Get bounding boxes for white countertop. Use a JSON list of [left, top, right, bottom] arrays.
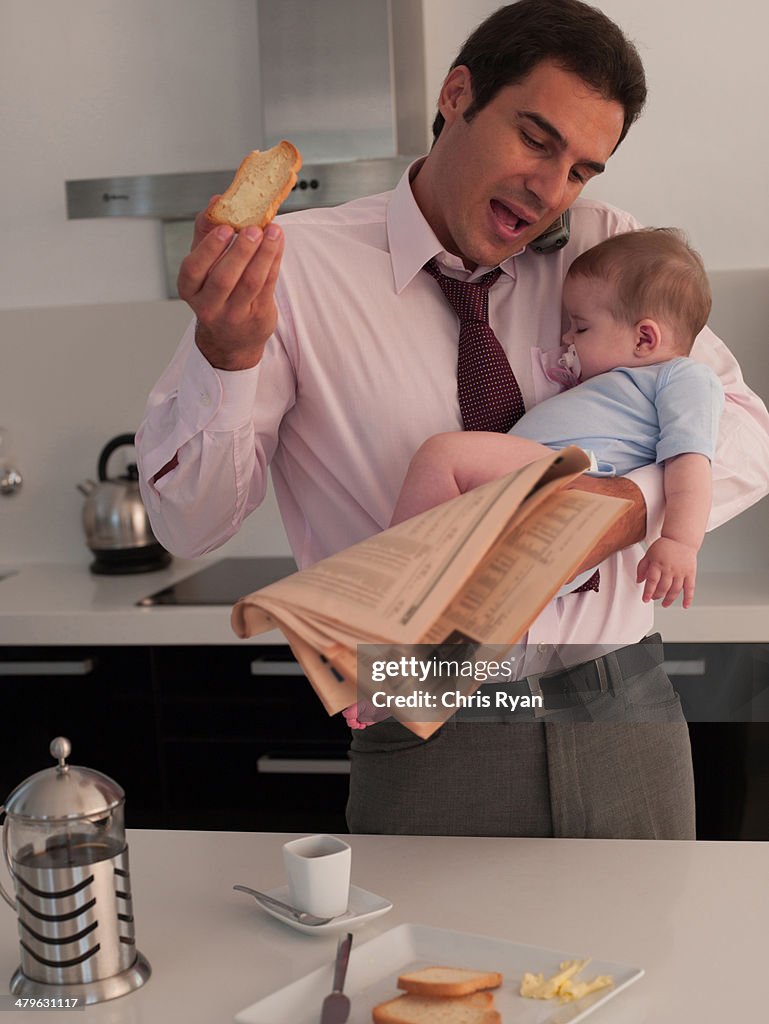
[[0, 560, 285, 645], [652, 570, 769, 641], [0, 829, 766, 1023], [1, 561, 767, 645]]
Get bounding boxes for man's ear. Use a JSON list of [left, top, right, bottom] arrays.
[[438, 65, 473, 126], [634, 319, 662, 358]]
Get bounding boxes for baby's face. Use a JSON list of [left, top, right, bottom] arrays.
[[561, 275, 637, 380]]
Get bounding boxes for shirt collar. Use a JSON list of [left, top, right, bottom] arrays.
[[386, 157, 523, 294]]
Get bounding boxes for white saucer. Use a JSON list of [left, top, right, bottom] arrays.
[[246, 883, 393, 935]]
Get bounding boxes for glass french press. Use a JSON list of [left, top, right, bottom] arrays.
[[0, 737, 150, 1003]]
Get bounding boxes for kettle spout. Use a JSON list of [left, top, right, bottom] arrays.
[[77, 479, 97, 496]]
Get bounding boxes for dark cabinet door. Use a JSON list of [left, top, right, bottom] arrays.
[[12, 640, 764, 839], [0, 647, 162, 824], [664, 642, 769, 839], [150, 646, 351, 832], [2, 644, 352, 834]]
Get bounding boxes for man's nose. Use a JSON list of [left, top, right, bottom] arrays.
[[526, 161, 569, 212]]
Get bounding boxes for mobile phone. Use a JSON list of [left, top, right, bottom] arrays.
[[530, 209, 570, 254]]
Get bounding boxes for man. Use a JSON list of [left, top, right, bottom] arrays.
[[136, 0, 769, 839]]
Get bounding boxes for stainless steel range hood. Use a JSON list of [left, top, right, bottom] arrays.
[[65, 156, 415, 223], [64, 0, 426, 298]]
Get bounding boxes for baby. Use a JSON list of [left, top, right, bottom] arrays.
[[393, 226, 722, 604], [344, 228, 723, 729]]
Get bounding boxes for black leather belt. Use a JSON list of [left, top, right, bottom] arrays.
[[533, 633, 664, 700], [454, 634, 665, 721]]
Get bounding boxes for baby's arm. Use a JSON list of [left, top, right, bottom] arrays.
[[636, 453, 712, 608], [390, 432, 551, 525]]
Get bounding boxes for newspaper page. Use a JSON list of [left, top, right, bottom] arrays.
[[231, 447, 632, 736], [232, 447, 590, 644], [352, 487, 630, 737]]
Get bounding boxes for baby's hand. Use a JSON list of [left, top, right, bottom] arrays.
[[636, 537, 698, 609], [342, 700, 390, 730]]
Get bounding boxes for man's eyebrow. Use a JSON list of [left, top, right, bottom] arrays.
[[519, 111, 606, 175]]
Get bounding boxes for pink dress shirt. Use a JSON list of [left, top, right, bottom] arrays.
[[136, 164, 769, 669]]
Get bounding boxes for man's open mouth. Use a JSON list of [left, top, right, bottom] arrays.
[[489, 198, 534, 241]]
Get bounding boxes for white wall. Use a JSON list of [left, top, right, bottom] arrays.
[[2, 1, 767, 570], [1, 1, 767, 313], [421, 0, 769, 272], [0, 301, 291, 566], [2, 272, 765, 568], [0, 0, 262, 310]]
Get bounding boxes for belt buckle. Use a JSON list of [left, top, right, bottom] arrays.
[[526, 673, 548, 718]]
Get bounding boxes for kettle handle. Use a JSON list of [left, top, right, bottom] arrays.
[[97, 434, 137, 482], [0, 807, 16, 911]]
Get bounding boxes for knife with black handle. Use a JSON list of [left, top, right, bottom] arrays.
[[320, 932, 353, 1024]]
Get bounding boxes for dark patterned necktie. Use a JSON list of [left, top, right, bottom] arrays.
[[424, 258, 525, 432], [423, 257, 599, 594]]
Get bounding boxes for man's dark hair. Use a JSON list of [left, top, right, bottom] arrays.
[[432, 0, 647, 150]]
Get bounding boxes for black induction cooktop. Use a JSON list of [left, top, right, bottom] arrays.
[[136, 557, 297, 606]]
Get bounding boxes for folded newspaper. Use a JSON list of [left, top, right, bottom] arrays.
[[232, 447, 631, 738]]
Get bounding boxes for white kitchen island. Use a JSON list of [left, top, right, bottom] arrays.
[[0, 829, 766, 1023]]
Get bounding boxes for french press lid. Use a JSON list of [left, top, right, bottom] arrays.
[[4, 738, 124, 821]]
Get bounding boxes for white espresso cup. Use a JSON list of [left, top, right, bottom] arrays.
[[282, 834, 351, 918]]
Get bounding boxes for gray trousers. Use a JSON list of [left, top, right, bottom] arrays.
[[346, 636, 695, 839]]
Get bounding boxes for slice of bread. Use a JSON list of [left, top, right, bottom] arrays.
[[372, 992, 500, 1024], [397, 967, 503, 998], [206, 140, 302, 230]]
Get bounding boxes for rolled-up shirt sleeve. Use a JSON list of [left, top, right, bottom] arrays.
[[625, 323, 769, 546], [136, 316, 296, 558]]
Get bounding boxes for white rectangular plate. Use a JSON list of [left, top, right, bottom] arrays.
[[234, 922, 644, 1023]]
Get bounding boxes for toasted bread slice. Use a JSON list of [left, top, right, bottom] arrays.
[[397, 967, 503, 998], [206, 140, 302, 230], [372, 991, 499, 1024]]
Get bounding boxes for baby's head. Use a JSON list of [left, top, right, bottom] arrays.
[[562, 228, 712, 379]]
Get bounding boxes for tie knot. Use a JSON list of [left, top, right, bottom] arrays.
[[424, 259, 502, 324]]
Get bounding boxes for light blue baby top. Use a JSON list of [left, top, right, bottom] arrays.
[[511, 357, 724, 476]]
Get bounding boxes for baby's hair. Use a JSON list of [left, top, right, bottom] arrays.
[[565, 228, 712, 352]]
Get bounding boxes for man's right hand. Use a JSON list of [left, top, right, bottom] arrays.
[[177, 199, 285, 371]]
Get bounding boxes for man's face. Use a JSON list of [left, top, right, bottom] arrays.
[[417, 61, 625, 268], [561, 275, 636, 379]]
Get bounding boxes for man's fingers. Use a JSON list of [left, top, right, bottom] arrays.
[[178, 222, 235, 300], [183, 226, 266, 319], [228, 226, 284, 319], [191, 198, 222, 250], [197, 227, 277, 323]]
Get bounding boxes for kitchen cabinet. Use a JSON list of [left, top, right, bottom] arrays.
[[1, 646, 162, 822], [150, 646, 351, 832], [665, 643, 769, 840], [1, 645, 350, 834], [4, 642, 768, 839]]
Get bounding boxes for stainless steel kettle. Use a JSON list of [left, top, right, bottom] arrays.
[[77, 434, 171, 575]]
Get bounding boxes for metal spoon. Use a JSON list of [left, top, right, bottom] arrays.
[[233, 884, 337, 926]]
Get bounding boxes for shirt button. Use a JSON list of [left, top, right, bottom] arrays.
[[199, 392, 211, 406], [537, 642, 548, 655]]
